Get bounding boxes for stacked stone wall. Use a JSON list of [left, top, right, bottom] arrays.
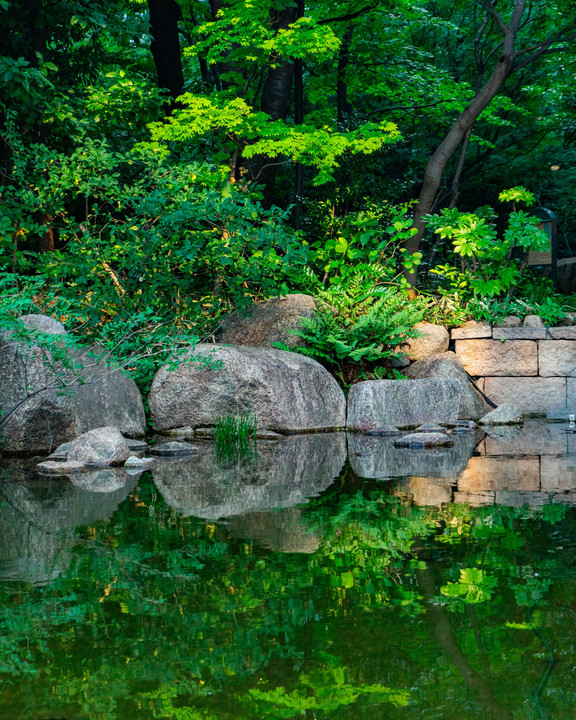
[[452, 324, 576, 413]]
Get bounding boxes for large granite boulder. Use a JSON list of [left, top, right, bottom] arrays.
[[404, 351, 491, 419], [148, 344, 346, 432], [0, 315, 146, 454], [404, 322, 449, 362], [215, 294, 317, 349], [347, 378, 461, 430]]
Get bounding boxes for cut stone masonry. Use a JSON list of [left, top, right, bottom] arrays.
[[452, 321, 576, 413]]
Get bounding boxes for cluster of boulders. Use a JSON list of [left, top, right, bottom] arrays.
[[2, 299, 545, 461]]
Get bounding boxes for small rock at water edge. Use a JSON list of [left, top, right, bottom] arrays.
[[479, 405, 523, 426], [414, 423, 448, 434], [124, 455, 155, 467], [150, 441, 199, 457], [364, 426, 401, 437], [394, 432, 455, 449], [67, 426, 131, 466]]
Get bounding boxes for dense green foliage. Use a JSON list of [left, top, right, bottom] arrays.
[[1, 0, 576, 386]]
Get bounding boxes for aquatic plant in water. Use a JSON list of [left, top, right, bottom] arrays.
[[215, 409, 257, 458]]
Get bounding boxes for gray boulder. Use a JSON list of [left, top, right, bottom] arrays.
[[0, 315, 146, 454], [215, 294, 317, 349], [67, 426, 131, 466], [404, 351, 491, 419], [347, 378, 461, 430], [479, 404, 523, 426], [148, 344, 346, 433], [19, 314, 67, 335]]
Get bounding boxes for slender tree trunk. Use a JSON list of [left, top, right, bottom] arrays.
[[402, 0, 528, 285], [147, 0, 185, 100]]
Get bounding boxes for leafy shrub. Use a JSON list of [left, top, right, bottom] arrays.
[[425, 187, 549, 302], [275, 266, 425, 389]]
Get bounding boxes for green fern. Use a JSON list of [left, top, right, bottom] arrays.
[[273, 272, 424, 389]]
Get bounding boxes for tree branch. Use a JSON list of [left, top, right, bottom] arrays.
[[317, 4, 378, 25], [474, 0, 508, 36]]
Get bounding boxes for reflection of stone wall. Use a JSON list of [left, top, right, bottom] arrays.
[[153, 434, 346, 520], [228, 508, 320, 554], [453, 325, 576, 413], [0, 461, 137, 584]]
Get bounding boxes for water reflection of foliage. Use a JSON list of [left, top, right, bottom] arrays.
[[0, 477, 575, 719]]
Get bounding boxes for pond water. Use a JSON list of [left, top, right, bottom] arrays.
[[1, 420, 576, 720]]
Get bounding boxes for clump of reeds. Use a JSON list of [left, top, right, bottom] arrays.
[[215, 409, 257, 458]]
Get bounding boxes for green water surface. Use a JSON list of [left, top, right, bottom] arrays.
[[1, 457, 575, 720]]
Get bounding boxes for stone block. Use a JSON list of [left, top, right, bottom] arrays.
[[405, 323, 449, 362], [549, 327, 576, 339], [458, 456, 540, 493], [453, 490, 495, 507], [492, 327, 547, 340], [540, 456, 576, 492], [538, 340, 576, 377], [495, 491, 551, 507], [393, 477, 453, 507], [455, 339, 538, 376], [482, 377, 566, 413], [568, 379, 576, 412], [451, 321, 492, 340]]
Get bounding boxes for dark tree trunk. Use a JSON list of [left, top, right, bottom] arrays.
[[337, 28, 354, 125], [147, 0, 185, 99], [246, 5, 297, 207], [293, 0, 305, 226]]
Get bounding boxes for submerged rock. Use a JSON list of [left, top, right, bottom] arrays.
[[364, 426, 401, 437], [348, 432, 477, 480], [414, 423, 449, 434]]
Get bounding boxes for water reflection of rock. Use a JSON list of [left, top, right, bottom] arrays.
[[0, 461, 137, 584], [228, 508, 320, 553], [348, 432, 480, 480], [153, 433, 346, 520]]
